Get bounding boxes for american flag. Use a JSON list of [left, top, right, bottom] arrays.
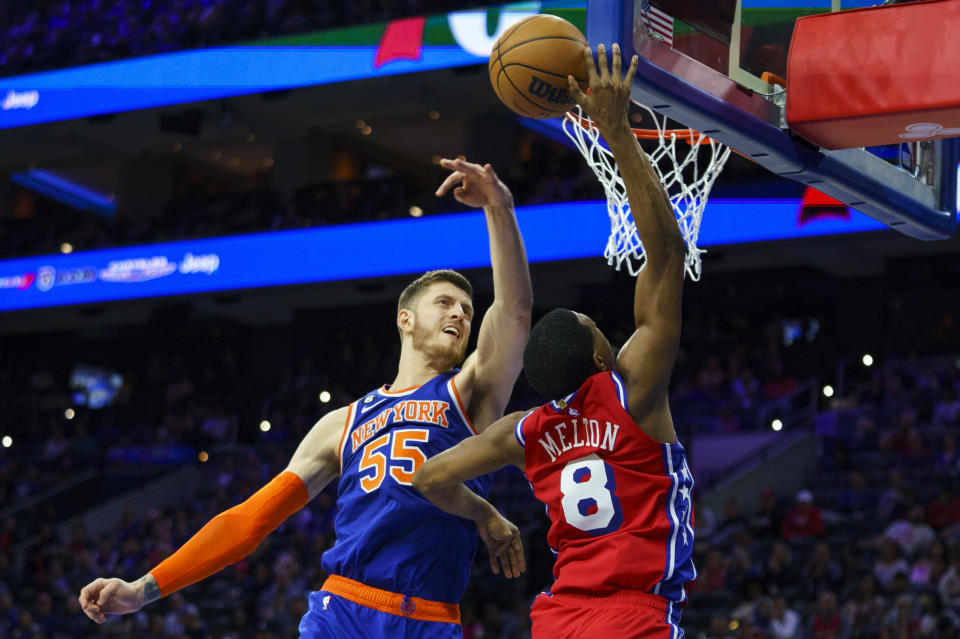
[[640, 0, 674, 47]]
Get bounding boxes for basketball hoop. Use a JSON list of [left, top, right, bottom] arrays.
[[562, 104, 731, 280]]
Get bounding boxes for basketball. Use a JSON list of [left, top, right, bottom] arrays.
[[488, 15, 589, 119]]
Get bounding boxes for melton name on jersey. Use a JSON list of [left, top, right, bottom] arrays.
[[322, 370, 493, 604], [516, 370, 696, 603]]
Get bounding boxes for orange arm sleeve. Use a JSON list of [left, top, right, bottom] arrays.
[[150, 470, 309, 597]]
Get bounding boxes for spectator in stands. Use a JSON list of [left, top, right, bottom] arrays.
[[695, 547, 732, 597], [933, 389, 960, 426], [698, 354, 726, 400], [927, 485, 960, 532], [939, 545, 960, 607], [730, 578, 765, 625], [881, 593, 919, 639], [705, 615, 736, 639], [780, 489, 825, 542], [842, 574, 887, 632], [835, 470, 876, 520], [919, 538, 948, 586], [883, 503, 936, 558], [747, 595, 773, 635], [764, 540, 797, 594], [762, 359, 798, 400], [713, 497, 751, 546], [730, 367, 760, 409], [936, 432, 960, 472], [694, 496, 717, 541], [769, 595, 801, 639], [917, 593, 943, 639], [874, 537, 911, 592], [812, 590, 849, 639], [877, 469, 910, 521], [749, 487, 784, 539], [800, 542, 844, 600]]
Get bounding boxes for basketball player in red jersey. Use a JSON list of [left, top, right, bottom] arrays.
[[414, 43, 694, 639]]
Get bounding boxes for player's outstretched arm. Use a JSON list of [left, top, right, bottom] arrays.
[[413, 411, 527, 578], [79, 406, 347, 624], [568, 44, 683, 437], [436, 158, 532, 431]]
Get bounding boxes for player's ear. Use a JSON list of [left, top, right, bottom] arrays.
[[593, 348, 607, 372], [398, 308, 414, 334]]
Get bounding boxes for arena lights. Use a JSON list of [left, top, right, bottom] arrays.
[[409, 206, 423, 218], [198, 451, 209, 462], [862, 354, 875, 367], [822, 385, 834, 398], [1, 436, 11, 448], [60, 243, 73, 254], [259, 420, 271, 432], [319, 391, 332, 403], [771, 419, 783, 432], [64, 408, 75, 420]]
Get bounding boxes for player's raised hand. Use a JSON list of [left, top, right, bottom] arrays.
[[567, 43, 638, 134], [79, 577, 144, 623], [477, 511, 526, 579], [435, 158, 513, 210]]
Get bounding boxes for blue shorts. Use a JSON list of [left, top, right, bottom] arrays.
[[299, 590, 463, 639]]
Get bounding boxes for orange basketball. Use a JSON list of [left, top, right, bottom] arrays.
[[488, 15, 589, 119]]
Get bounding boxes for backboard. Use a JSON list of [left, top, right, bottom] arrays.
[[586, 0, 958, 240]]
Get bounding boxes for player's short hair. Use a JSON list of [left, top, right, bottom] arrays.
[[523, 308, 595, 400], [398, 270, 473, 314]]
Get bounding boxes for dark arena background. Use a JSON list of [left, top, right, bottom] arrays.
[[3, 1, 960, 638]]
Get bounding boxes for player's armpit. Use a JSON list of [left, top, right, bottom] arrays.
[[615, 326, 680, 443], [285, 405, 350, 497]]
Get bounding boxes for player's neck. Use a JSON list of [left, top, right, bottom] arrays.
[[393, 344, 453, 389]]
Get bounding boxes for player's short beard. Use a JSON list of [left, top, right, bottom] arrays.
[[412, 321, 466, 367]]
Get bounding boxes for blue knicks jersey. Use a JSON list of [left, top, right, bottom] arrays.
[[321, 370, 492, 603]]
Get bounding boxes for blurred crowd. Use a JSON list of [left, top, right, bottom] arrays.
[[5, 264, 951, 638], [691, 356, 960, 639], [0, 0, 497, 78], [1, 135, 597, 260]]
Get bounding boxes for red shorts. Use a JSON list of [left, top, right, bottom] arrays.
[[530, 590, 683, 639]]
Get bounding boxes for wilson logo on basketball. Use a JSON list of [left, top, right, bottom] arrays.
[[527, 76, 571, 106]]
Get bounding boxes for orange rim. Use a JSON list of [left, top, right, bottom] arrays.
[[565, 111, 755, 160], [565, 111, 713, 146]]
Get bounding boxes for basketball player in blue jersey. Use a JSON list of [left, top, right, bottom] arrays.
[[79, 157, 533, 639]]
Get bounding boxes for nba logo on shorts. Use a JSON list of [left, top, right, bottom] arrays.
[[322, 595, 331, 611], [400, 596, 416, 616]]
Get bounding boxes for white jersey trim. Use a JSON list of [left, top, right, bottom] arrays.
[[610, 370, 628, 411], [661, 443, 681, 587], [514, 411, 534, 447]]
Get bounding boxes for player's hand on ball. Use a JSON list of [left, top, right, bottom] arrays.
[[477, 511, 526, 579], [567, 43, 638, 134], [435, 158, 513, 210], [79, 577, 144, 623]]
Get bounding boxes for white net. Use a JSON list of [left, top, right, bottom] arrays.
[[562, 103, 732, 280]]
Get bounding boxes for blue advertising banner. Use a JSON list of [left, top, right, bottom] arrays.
[[0, 46, 483, 130], [0, 199, 885, 313]]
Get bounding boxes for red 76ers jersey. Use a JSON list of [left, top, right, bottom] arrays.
[[516, 371, 695, 602]]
